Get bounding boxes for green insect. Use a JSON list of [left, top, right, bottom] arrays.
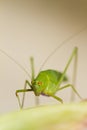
[[0, 27, 86, 109], [15, 47, 82, 109]]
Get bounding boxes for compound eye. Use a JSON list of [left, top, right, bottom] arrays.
[[37, 81, 42, 86]]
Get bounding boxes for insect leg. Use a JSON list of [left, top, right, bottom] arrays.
[[15, 80, 32, 109], [51, 95, 63, 103], [57, 47, 82, 100], [58, 84, 82, 99], [30, 57, 35, 81], [57, 47, 78, 86], [30, 57, 39, 106], [71, 47, 78, 101]]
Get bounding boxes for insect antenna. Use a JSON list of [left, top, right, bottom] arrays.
[[39, 26, 87, 71], [0, 49, 31, 78]]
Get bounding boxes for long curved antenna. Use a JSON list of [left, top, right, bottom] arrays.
[[39, 26, 87, 71], [0, 49, 31, 78]]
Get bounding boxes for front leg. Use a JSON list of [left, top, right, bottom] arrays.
[[15, 80, 33, 109]]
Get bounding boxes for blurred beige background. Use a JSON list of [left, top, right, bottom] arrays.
[[0, 0, 87, 113]]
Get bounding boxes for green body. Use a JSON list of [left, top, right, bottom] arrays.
[[32, 69, 67, 96]]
